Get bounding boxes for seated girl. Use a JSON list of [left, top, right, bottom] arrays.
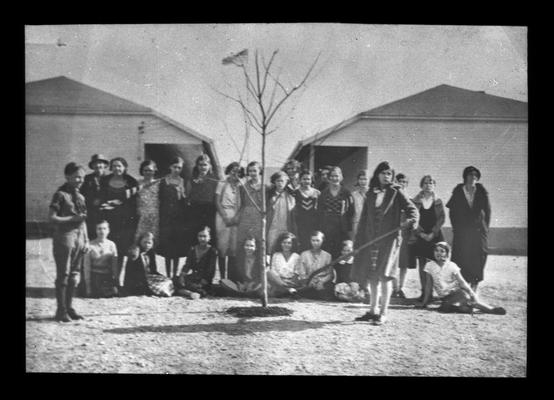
[[421, 242, 506, 315], [334, 240, 354, 284], [83, 220, 119, 298], [174, 227, 218, 299], [121, 231, 159, 296], [296, 231, 335, 300], [267, 232, 301, 297], [219, 236, 263, 298]]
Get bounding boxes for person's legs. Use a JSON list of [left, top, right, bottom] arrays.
[[418, 257, 427, 298], [66, 248, 84, 319], [379, 279, 393, 316], [172, 258, 180, 278], [368, 280, 380, 315], [165, 258, 171, 278], [53, 241, 72, 322], [218, 255, 227, 280]]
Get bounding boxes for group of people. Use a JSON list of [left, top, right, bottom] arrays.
[[49, 153, 506, 325]]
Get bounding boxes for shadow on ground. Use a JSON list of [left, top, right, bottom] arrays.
[[26, 287, 55, 299], [104, 319, 349, 336]]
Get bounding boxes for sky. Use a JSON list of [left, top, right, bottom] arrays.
[[25, 24, 527, 169]]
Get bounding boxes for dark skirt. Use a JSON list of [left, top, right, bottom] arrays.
[[90, 272, 118, 298], [295, 210, 319, 252], [411, 230, 445, 262], [320, 214, 349, 259], [188, 202, 217, 245], [334, 263, 353, 284], [451, 228, 488, 283]]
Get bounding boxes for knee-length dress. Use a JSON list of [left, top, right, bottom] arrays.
[[351, 184, 419, 286], [293, 187, 320, 252], [134, 179, 160, 244], [318, 186, 354, 259], [446, 183, 491, 284], [410, 192, 445, 262], [99, 174, 139, 259], [187, 175, 219, 245], [215, 179, 241, 257], [158, 177, 189, 258], [236, 181, 265, 250]]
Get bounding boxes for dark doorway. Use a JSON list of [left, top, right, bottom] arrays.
[[144, 143, 203, 181]]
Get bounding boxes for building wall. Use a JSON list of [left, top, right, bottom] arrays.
[[26, 113, 204, 222], [313, 118, 527, 228]]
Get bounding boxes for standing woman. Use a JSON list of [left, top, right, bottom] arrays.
[[158, 156, 189, 278], [187, 154, 219, 245], [266, 171, 297, 255], [82, 154, 110, 240], [446, 166, 491, 293], [293, 170, 320, 252], [410, 175, 445, 300], [134, 160, 160, 244], [235, 161, 265, 280], [351, 161, 418, 325], [318, 166, 354, 259], [215, 162, 244, 280], [283, 159, 302, 192], [99, 157, 139, 274], [351, 170, 370, 240]]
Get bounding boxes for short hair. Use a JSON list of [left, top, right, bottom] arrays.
[[419, 174, 436, 188], [357, 170, 369, 180], [342, 240, 353, 248], [137, 231, 155, 245], [64, 162, 85, 176], [277, 231, 297, 248], [434, 241, 451, 257], [169, 156, 185, 166], [283, 159, 302, 172], [396, 173, 408, 182], [246, 161, 263, 176], [95, 220, 109, 227], [225, 162, 245, 177], [139, 160, 157, 176], [463, 166, 481, 181], [110, 157, 128, 170], [309, 230, 325, 241], [197, 226, 211, 235], [328, 166, 343, 180], [271, 170, 289, 184], [299, 169, 314, 184], [243, 236, 257, 248]]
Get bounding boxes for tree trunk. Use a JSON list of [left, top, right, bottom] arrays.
[[260, 127, 269, 307]]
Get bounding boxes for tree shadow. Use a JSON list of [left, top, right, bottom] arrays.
[[104, 319, 349, 336], [26, 287, 55, 299]]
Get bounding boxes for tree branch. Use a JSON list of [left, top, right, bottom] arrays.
[[261, 50, 279, 96]]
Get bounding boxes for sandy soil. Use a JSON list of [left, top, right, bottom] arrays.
[[26, 238, 527, 376]]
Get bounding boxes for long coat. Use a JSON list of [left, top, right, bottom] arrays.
[[351, 183, 418, 286], [446, 183, 491, 283]]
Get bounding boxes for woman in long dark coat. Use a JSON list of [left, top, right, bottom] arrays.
[[351, 161, 418, 326], [446, 166, 491, 293]]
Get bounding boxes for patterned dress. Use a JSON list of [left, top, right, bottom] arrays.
[[293, 187, 320, 252], [215, 179, 241, 257], [135, 179, 160, 244], [158, 177, 189, 258], [236, 181, 265, 250]]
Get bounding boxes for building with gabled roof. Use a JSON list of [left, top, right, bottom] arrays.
[[289, 84, 527, 253], [26, 76, 221, 226]]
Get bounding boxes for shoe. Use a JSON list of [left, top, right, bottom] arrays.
[[67, 308, 84, 320], [355, 311, 378, 322], [397, 289, 406, 299], [55, 310, 71, 323], [373, 314, 387, 326], [490, 307, 506, 315]]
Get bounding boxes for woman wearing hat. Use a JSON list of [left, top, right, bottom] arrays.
[[351, 161, 418, 325], [82, 154, 110, 240], [446, 166, 492, 293]]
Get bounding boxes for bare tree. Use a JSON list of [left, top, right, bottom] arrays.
[[218, 48, 320, 307]]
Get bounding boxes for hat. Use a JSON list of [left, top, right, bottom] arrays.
[[462, 166, 481, 181], [88, 154, 109, 169]]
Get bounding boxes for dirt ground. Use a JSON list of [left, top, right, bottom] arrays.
[[26, 238, 527, 376]]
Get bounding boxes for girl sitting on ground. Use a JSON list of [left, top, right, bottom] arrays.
[[421, 241, 506, 315], [219, 236, 263, 298], [174, 226, 218, 299], [121, 231, 160, 296], [296, 231, 335, 300], [83, 220, 119, 298], [334, 240, 354, 284], [267, 232, 301, 298]]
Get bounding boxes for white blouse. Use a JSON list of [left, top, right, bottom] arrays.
[[270, 252, 300, 280]]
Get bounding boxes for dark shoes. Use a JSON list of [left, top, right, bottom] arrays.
[[55, 309, 71, 323], [395, 290, 406, 299], [67, 308, 84, 320], [355, 311, 378, 322], [489, 307, 507, 315]]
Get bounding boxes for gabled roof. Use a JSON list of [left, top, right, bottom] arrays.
[[26, 76, 152, 114], [289, 84, 528, 160], [361, 84, 528, 120]]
